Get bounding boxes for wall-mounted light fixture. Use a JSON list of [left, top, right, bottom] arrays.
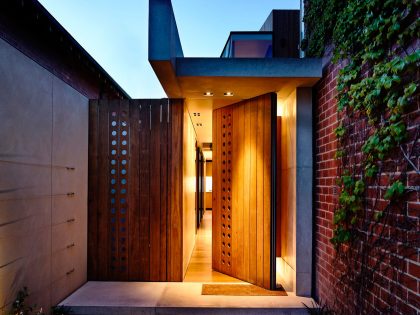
[[224, 92, 234, 97], [204, 92, 213, 96]]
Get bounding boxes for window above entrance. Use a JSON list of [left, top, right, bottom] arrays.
[[221, 32, 273, 58]]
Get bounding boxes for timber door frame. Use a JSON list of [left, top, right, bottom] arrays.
[[270, 92, 277, 290]]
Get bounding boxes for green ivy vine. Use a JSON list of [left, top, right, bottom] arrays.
[[303, 0, 419, 246]]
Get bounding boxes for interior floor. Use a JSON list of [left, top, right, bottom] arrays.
[[184, 211, 243, 282]]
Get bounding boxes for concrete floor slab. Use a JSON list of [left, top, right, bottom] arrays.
[[61, 281, 314, 315], [62, 282, 167, 307]]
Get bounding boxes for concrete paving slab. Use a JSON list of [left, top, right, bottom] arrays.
[[61, 281, 314, 315]]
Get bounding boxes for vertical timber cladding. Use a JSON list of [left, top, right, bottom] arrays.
[[213, 93, 274, 289], [88, 99, 183, 281]]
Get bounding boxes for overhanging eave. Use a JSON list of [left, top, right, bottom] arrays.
[[176, 57, 322, 78]]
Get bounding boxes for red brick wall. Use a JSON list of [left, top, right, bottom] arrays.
[[314, 59, 419, 314]]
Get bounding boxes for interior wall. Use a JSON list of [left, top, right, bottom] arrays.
[[205, 161, 212, 210], [0, 38, 88, 311], [182, 105, 197, 277], [277, 90, 297, 292]]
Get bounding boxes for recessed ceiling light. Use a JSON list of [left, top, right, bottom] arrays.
[[204, 92, 213, 96], [224, 92, 234, 96]]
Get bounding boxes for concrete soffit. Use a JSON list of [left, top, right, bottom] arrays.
[[148, 0, 322, 101]]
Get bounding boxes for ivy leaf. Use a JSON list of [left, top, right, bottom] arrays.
[[335, 124, 346, 138], [384, 180, 405, 200], [342, 175, 353, 189], [354, 180, 365, 195], [405, 51, 420, 64], [333, 209, 346, 225], [374, 211, 384, 221], [365, 164, 378, 178], [390, 57, 405, 73], [334, 149, 345, 159], [389, 121, 407, 143], [404, 83, 417, 97]]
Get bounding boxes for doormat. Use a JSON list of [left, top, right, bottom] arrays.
[[201, 284, 287, 296]]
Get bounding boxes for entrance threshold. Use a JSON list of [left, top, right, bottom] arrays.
[[60, 281, 314, 315]]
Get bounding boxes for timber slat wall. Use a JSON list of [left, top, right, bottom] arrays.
[[272, 10, 300, 58], [212, 93, 274, 289], [88, 99, 183, 281]]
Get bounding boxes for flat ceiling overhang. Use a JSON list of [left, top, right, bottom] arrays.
[[150, 57, 322, 145], [150, 57, 322, 108]]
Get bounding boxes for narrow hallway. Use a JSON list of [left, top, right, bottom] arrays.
[[184, 211, 243, 282]]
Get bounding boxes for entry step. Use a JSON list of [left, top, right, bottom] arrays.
[[61, 282, 313, 315]]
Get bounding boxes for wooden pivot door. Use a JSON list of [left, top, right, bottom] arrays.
[[88, 99, 183, 281], [212, 93, 276, 289]]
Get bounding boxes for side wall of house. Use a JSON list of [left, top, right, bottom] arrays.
[[314, 61, 419, 314], [276, 88, 313, 296], [182, 105, 197, 277], [278, 90, 297, 292], [0, 37, 88, 312]]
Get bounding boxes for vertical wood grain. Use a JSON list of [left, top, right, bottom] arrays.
[[276, 117, 282, 257], [249, 100, 258, 284], [212, 109, 221, 271], [168, 99, 183, 281], [139, 100, 151, 280], [212, 93, 273, 289], [150, 100, 161, 281], [108, 99, 120, 281], [263, 94, 272, 289], [243, 100, 251, 281], [232, 104, 244, 279], [256, 96, 265, 287], [160, 100, 168, 281], [97, 99, 109, 279], [87, 100, 99, 279], [119, 99, 130, 281], [128, 99, 141, 279]]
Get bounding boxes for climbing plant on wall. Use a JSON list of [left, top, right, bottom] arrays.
[[303, 0, 419, 313]]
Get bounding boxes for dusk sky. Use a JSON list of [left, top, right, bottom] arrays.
[[38, 0, 300, 98]]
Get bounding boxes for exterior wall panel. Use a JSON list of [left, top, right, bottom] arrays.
[[0, 37, 88, 312]]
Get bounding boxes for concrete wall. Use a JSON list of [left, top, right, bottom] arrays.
[[277, 90, 297, 292], [295, 87, 313, 296], [276, 88, 312, 296], [182, 105, 196, 277], [0, 38, 88, 313]]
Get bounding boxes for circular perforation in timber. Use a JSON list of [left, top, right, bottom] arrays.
[[108, 107, 130, 274], [119, 122, 128, 273], [220, 109, 232, 270]]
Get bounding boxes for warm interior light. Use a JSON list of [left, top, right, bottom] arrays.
[[277, 101, 283, 116], [204, 92, 213, 96], [277, 95, 283, 116], [224, 91, 234, 96], [205, 176, 212, 192]]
